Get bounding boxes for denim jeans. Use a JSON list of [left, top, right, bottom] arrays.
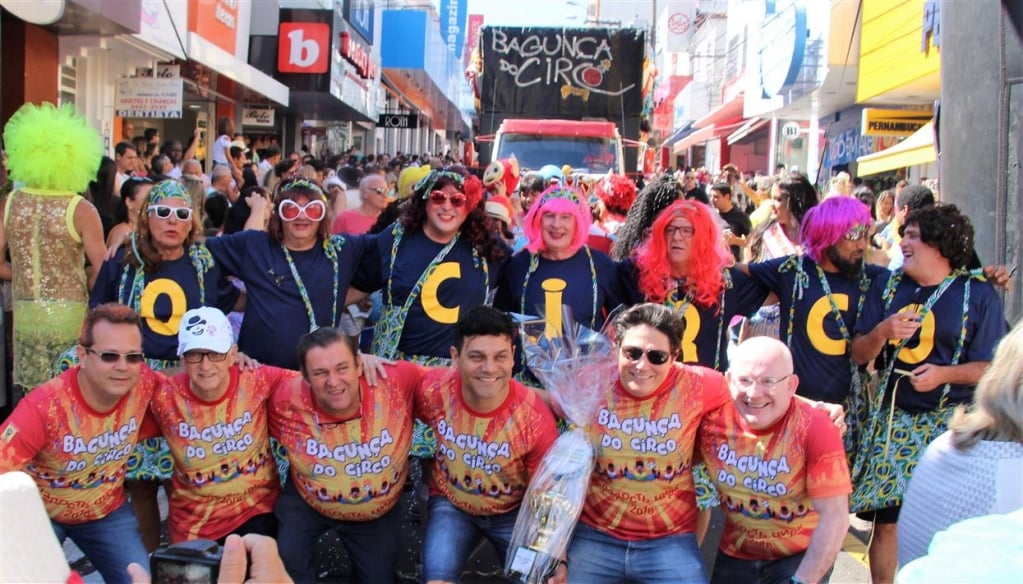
[[422, 495, 520, 583], [566, 522, 707, 584], [275, 481, 403, 584], [51, 502, 150, 584], [710, 550, 832, 584]]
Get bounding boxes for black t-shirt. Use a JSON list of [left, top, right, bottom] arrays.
[[684, 185, 709, 205], [719, 206, 752, 261]]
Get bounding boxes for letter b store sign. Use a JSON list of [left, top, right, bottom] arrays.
[[278, 22, 330, 74]]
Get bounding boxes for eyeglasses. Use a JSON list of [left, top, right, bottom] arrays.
[[666, 225, 695, 238], [364, 186, 387, 196], [428, 190, 467, 208], [844, 225, 869, 241], [85, 348, 145, 365], [732, 375, 791, 389], [279, 199, 327, 222], [149, 205, 192, 221], [182, 351, 230, 364], [621, 346, 673, 365]]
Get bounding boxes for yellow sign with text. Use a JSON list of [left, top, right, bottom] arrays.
[[861, 109, 933, 137]]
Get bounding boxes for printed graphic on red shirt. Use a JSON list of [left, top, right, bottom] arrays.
[[698, 400, 851, 559], [416, 368, 558, 516], [148, 365, 297, 541], [0, 367, 161, 524], [269, 361, 422, 521], [580, 365, 728, 541]]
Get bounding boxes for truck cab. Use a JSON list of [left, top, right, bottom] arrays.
[[492, 119, 624, 178]]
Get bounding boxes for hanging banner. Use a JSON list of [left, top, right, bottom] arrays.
[[115, 77, 183, 118], [440, 0, 468, 58]]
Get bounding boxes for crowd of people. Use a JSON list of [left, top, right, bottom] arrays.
[[0, 102, 1021, 584]]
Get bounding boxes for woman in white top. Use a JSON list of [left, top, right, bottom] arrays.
[[898, 318, 1023, 566]]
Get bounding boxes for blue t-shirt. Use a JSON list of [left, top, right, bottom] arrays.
[[620, 262, 769, 371], [205, 230, 370, 369], [90, 248, 239, 361], [854, 271, 1006, 412], [748, 256, 889, 403], [495, 247, 627, 331], [353, 227, 504, 360]]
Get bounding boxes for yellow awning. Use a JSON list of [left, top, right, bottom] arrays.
[[856, 122, 936, 176]]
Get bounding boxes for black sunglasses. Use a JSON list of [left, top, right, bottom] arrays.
[[85, 348, 145, 365], [621, 346, 673, 365]]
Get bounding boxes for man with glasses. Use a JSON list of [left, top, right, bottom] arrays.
[[698, 336, 851, 584], [332, 174, 390, 235], [0, 304, 166, 584], [205, 180, 372, 370], [680, 169, 709, 205], [146, 307, 297, 544]]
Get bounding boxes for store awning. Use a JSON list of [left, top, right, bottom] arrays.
[[673, 121, 745, 154], [188, 36, 289, 107], [726, 118, 770, 145], [856, 122, 936, 176], [693, 92, 744, 129]]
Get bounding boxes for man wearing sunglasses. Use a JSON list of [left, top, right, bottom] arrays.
[[145, 307, 298, 545], [204, 180, 372, 371], [331, 174, 390, 236], [0, 304, 169, 584], [698, 336, 851, 584]]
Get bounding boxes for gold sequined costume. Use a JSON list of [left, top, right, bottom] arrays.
[[4, 189, 89, 389]]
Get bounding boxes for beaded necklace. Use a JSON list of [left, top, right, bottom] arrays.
[[281, 234, 344, 333], [371, 224, 489, 360]]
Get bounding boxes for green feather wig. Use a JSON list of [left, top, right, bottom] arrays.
[[3, 102, 104, 194]]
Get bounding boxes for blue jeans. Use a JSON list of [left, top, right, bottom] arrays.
[[51, 502, 150, 584], [275, 481, 403, 584], [566, 522, 707, 584], [710, 550, 832, 584], [422, 495, 519, 583]]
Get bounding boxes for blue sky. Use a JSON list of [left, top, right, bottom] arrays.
[[463, 0, 588, 26]]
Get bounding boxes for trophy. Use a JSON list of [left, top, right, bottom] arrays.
[[505, 306, 618, 583]]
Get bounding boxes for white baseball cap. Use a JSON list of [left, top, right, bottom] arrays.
[[177, 307, 234, 356]]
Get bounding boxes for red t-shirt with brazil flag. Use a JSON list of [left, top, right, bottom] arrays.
[[698, 399, 851, 560], [580, 363, 728, 541], [147, 365, 298, 542]]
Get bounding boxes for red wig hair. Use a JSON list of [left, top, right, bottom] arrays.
[[633, 200, 729, 310]]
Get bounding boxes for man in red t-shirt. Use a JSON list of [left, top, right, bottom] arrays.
[[269, 327, 424, 583], [0, 304, 161, 584], [145, 307, 298, 543], [418, 305, 559, 584], [699, 337, 851, 584]]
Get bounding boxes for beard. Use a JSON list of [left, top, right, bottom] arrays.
[[827, 246, 863, 279]]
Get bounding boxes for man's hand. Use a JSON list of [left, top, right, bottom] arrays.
[[127, 534, 294, 584], [359, 353, 394, 386], [982, 265, 1012, 292], [878, 312, 921, 340], [236, 352, 261, 372], [546, 561, 568, 584], [909, 363, 945, 392]]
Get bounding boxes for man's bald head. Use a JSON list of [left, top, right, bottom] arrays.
[[727, 337, 799, 430]]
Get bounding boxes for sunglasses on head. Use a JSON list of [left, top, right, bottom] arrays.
[[428, 190, 467, 208], [621, 346, 673, 365], [149, 205, 192, 221], [279, 199, 327, 222], [85, 348, 145, 365]]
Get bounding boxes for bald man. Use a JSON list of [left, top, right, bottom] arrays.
[[698, 337, 851, 584]]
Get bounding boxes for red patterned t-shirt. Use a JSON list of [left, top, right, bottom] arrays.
[[416, 368, 558, 516], [0, 367, 162, 524], [269, 361, 422, 521], [148, 365, 297, 541], [698, 399, 851, 559], [580, 364, 729, 540]]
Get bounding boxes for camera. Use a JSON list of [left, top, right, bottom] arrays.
[[151, 539, 222, 584]]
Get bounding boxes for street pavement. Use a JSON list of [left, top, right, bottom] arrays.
[[67, 467, 873, 583]]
